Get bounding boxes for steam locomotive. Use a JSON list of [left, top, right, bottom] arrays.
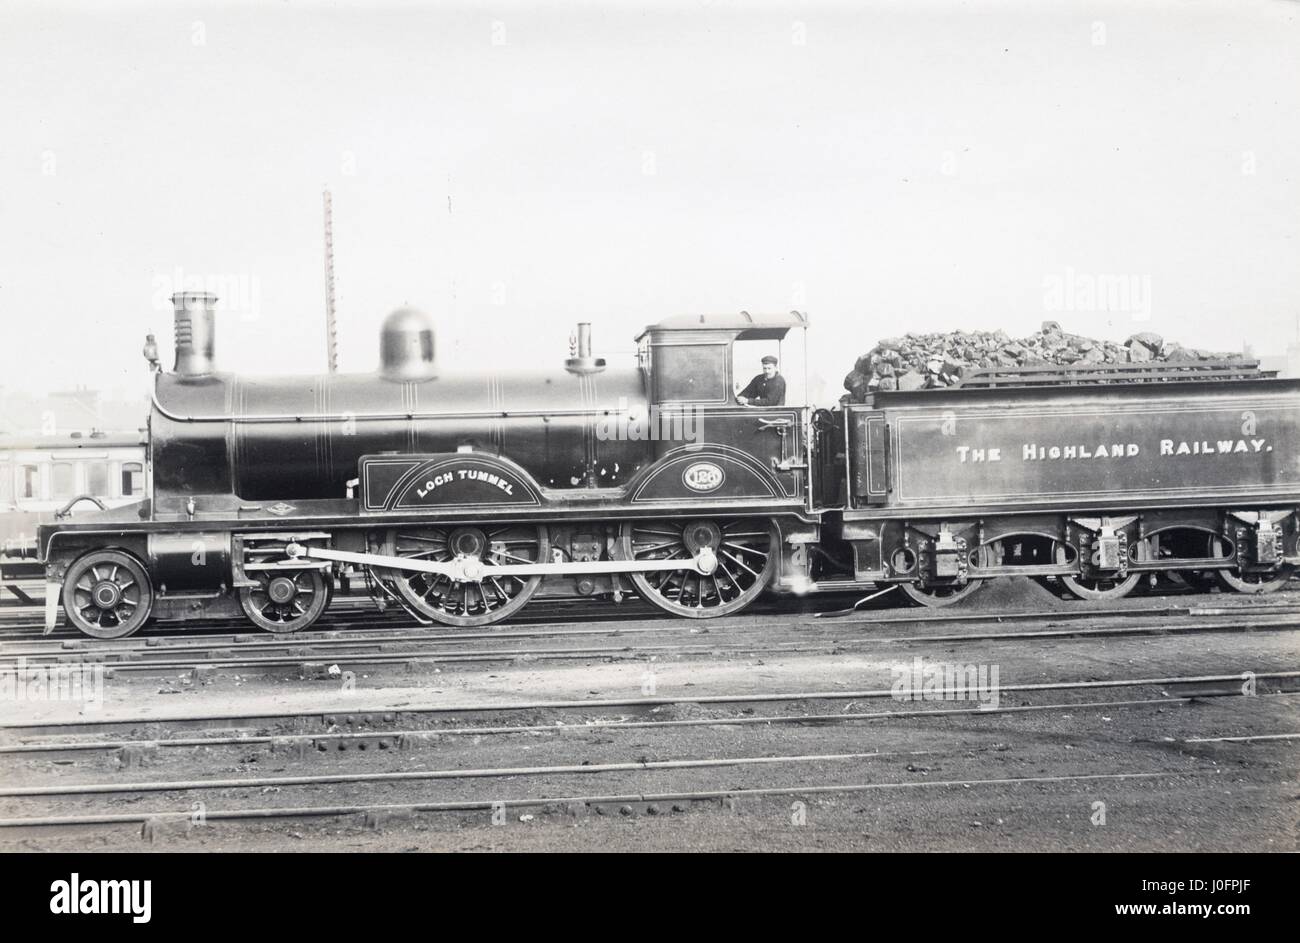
[[37, 291, 1300, 638]]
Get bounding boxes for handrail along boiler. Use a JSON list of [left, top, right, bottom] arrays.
[[37, 292, 1300, 638]]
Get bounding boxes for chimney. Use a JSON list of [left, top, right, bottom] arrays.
[[171, 291, 218, 378]]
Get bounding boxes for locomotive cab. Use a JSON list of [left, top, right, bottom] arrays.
[[636, 310, 809, 408], [633, 311, 813, 504]]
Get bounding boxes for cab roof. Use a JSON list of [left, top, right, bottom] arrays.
[[636, 310, 808, 343]]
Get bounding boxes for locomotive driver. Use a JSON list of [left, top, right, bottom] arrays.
[[736, 355, 786, 407]]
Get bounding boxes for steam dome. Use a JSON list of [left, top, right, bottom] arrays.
[[379, 306, 436, 381]]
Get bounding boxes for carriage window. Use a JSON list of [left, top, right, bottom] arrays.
[[121, 462, 144, 497], [52, 462, 76, 499], [19, 465, 39, 499], [87, 462, 109, 496]]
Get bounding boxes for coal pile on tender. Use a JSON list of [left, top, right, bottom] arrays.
[[842, 323, 1241, 402]]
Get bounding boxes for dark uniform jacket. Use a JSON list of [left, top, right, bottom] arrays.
[[738, 372, 786, 406]]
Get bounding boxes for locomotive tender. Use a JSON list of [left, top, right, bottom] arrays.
[[38, 291, 1300, 638]]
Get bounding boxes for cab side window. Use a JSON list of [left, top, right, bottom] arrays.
[[653, 344, 728, 403]]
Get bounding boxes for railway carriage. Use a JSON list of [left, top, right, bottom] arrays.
[[0, 433, 147, 544], [36, 291, 1300, 639]]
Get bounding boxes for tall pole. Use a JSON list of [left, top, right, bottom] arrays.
[[323, 187, 339, 373]]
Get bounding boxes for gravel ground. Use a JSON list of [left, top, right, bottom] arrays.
[[2, 581, 1296, 852]]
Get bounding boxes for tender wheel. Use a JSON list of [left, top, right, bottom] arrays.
[[62, 550, 154, 640], [239, 569, 330, 633], [1060, 573, 1141, 601], [1216, 564, 1295, 594], [382, 525, 548, 626], [898, 579, 985, 608], [619, 518, 777, 618]]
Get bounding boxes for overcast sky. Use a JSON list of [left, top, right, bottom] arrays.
[[1, 0, 1297, 402]]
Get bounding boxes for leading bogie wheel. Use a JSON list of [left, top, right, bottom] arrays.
[[239, 569, 330, 633], [619, 518, 778, 618], [62, 549, 154, 640]]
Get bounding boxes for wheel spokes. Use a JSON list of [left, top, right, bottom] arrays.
[[384, 525, 547, 625], [623, 518, 774, 618], [63, 552, 154, 639], [240, 569, 328, 633]]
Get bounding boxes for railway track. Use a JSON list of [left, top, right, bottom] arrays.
[[5, 669, 1297, 735], [4, 692, 1295, 758], [1, 606, 1297, 677], [0, 594, 646, 639], [0, 596, 1260, 647], [4, 687, 1295, 849], [3, 683, 1293, 833], [2, 582, 1296, 644], [0, 770, 1233, 831], [4, 586, 1295, 852]]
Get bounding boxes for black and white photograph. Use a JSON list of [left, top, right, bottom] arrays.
[[0, 0, 1295, 910]]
